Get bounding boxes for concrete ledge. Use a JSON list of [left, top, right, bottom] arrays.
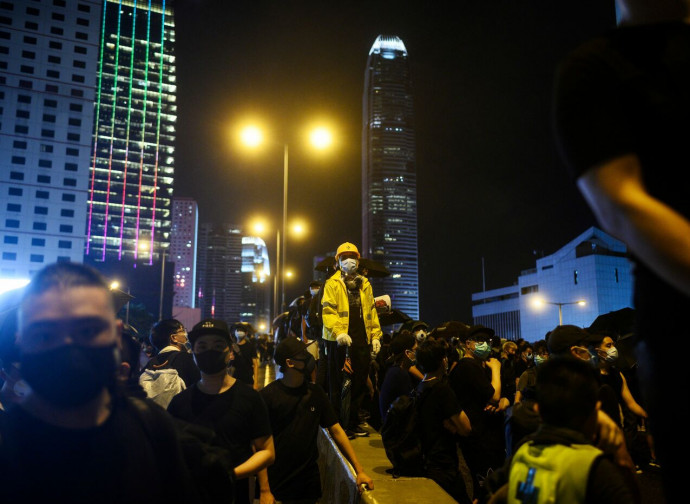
[[317, 424, 458, 504]]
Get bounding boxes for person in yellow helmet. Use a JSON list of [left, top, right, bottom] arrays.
[[321, 242, 382, 438]]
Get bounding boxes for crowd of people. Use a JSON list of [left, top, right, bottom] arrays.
[[0, 1, 687, 502]]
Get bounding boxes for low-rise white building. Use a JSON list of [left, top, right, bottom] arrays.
[[472, 227, 633, 341]]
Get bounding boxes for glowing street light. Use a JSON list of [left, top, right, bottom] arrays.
[[239, 122, 333, 314], [531, 297, 586, 326]]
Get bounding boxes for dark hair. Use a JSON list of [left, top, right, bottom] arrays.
[[536, 356, 599, 431], [415, 339, 447, 374], [533, 339, 548, 355], [149, 319, 185, 351], [21, 262, 113, 308], [120, 324, 142, 378]]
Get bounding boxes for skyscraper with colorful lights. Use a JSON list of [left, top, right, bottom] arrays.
[[362, 35, 419, 320], [85, 0, 176, 264]]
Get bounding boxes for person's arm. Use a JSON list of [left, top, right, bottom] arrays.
[[233, 434, 275, 480], [322, 282, 347, 337], [256, 468, 276, 504], [408, 365, 424, 381], [484, 358, 504, 409], [619, 372, 647, 419], [445, 410, 472, 437], [327, 423, 374, 491], [578, 154, 690, 297]]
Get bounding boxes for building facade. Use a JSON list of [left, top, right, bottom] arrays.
[[170, 196, 197, 308], [1, 0, 101, 283], [362, 34, 419, 320], [472, 227, 634, 341], [84, 0, 176, 265], [240, 236, 271, 332], [196, 223, 243, 322]]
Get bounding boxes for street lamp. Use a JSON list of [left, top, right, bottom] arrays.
[[139, 241, 168, 321], [532, 297, 586, 326], [250, 217, 308, 317], [240, 123, 332, 315]]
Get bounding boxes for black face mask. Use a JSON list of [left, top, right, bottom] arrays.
[[292, 354, 316, 378], [194, 349, 228, 374], [20, 344, 119, 408]]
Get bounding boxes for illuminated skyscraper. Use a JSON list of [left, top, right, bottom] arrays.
[[85, 0, 176, 264], [0, 0, 101, 284], [196, 223, 243, 321], [170, 197, 197, 308], [240, 236, 271, 330], [362, 35, 419, 319]]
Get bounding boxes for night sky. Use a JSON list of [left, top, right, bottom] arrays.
[[172, 0, 617, 326]]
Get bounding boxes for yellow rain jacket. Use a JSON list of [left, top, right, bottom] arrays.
[[321, 271, 382, 344]]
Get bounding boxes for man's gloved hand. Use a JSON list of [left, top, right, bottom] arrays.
[[336, 334, 352, 346], [371, 339, 381, 355]]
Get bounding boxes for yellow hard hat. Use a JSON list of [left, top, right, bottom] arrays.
[[335, 242, 360, 260]]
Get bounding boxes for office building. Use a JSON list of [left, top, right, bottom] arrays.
[[240, 236, 271, 331], [196, 223, 243, 321], [362, 34, 419, 320], [84, 0, 176, 265], [472, 227, 634, 341], [170, 196, 197, 308], [1, 0, 101, 282]]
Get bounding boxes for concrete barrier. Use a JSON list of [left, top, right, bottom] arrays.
[[317, 424, 459, 504]]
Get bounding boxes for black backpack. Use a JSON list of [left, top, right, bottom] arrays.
[[380, 387, 430, 477]]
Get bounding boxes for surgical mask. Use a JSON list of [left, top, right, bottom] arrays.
[[524, 352, 534, 363], [414, 330, 427, 343], [310, 289, 320, 297], [194, 349, 229, 374], [472, 341, 492, 360], [20, 344, 120, 408], [604, 347, 619, 363], [235, 330, 246, 341], [534, 355, 547, 367], [339, 258, 358, 275]]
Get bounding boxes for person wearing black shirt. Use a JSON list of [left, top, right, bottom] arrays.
[[0, 263, 197, 504], [257, 337, 373, 503], [415, 339, 472, 504], [553, 1, 690, 498], [229, 322, 259, 389], [144, 319, 200, 389], [167, 319, 274, 504]]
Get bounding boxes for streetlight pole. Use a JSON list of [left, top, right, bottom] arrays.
[[158, 247, 166, 321], [281, 144, 288, 313]]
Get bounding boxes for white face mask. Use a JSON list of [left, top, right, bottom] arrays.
[[235, 331, 246, 340], [339, 258, 358, 275], [310, 289, 320, 297]]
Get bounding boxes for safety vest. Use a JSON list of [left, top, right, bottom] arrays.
[[321, 271, 382, 344], [508, 441, 602, 504]]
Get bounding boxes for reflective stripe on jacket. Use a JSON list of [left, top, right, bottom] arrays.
[[321, 270, 382, 344], [508, 441, 602, 504]]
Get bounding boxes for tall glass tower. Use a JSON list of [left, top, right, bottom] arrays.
[[85, 0, 176, 264], [362, 35, 419, 320]]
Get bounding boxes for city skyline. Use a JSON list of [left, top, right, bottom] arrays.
[[173, 1, 615, 325]]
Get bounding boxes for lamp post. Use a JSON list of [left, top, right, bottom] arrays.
[[532, 298, 586, 326], [139, 241, 167, 321], [240, 123, 332, 316]]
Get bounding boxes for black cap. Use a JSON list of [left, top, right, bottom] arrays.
[[466, 324, 495, 343], [274, 336, 314, 368], [188, 319, 231, 346], [547, 324, 589, 355]]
